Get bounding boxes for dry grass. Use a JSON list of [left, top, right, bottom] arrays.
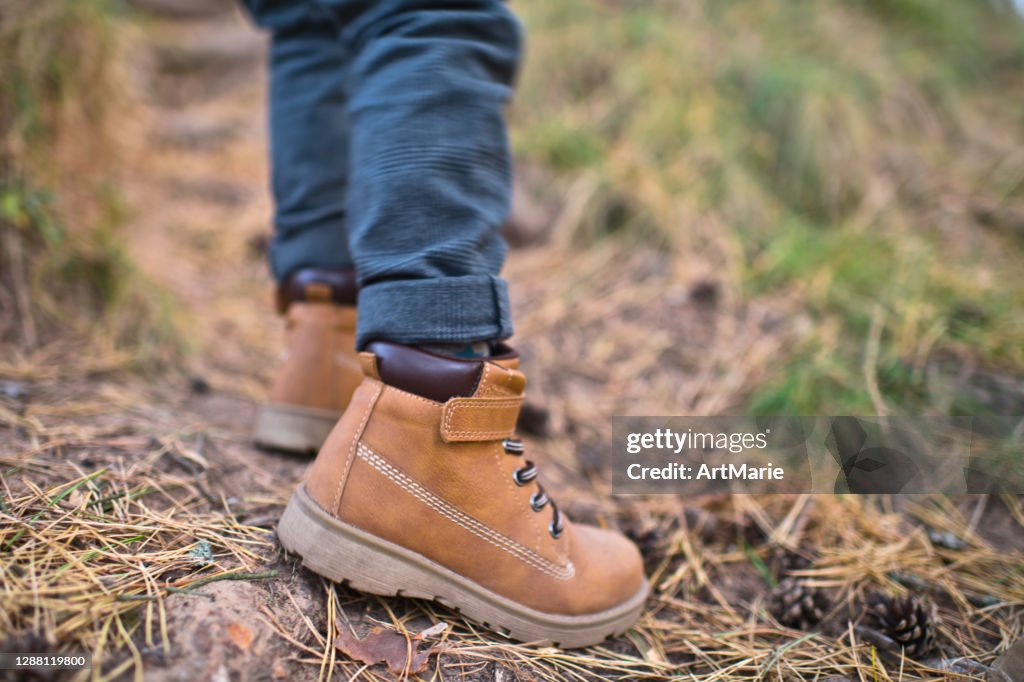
[[0, 399, 276, 681], [4, 359, 1021, 680], [271, 493, 1023, 681]]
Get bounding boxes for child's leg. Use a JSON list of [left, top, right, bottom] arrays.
[[241, 1, 362, 453], [274, 1, 648, 647], [241, 0, 354, 278], [315, 0, 522, 349]]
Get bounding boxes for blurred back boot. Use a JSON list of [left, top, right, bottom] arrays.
[[277, 342, 648, 647], [253, 269, 361, 453]]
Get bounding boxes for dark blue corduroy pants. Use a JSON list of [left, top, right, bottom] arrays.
[[240, 0, 521, 348]]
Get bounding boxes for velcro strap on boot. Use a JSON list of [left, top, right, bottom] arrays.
[[440, 396, 523, 442]]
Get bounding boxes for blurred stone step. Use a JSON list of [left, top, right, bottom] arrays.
[[130, 0, 235, 20], [152, 28, 264, 76], [156, 113, 241, 151], [167, 176, 251, 207], [146, 21, 265, 107]]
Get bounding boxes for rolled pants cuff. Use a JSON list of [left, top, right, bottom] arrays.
[[356, 275, 513, 349]]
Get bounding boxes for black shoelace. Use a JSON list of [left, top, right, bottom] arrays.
[[503, 438, 564, 539]]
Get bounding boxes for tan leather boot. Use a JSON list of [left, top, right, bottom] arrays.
[[278, 342, 648, 647], [253, 269, 362, 453]]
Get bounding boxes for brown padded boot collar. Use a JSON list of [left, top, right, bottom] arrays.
[[366, 341, 486, 403], [440, 396, 523, 442], [277, 268, 358, 313]]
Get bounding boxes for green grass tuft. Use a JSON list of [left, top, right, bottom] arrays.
[[0, 0, 181, 359]]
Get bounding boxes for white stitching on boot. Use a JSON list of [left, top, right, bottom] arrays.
[[356, 442, 575, 580]]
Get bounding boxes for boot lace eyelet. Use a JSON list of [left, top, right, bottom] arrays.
[[549, 519, 564, 539], [502, 437, 524, 455], [548, 501, 564, 539], [504, 445, 565, 539], [512, 460, 537, 486]]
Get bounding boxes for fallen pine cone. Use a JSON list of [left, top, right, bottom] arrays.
[[862, 592, 935, 658], [619, 513, 678, 570], [769, 546, 813, 580], [768, 577, 831, 630]]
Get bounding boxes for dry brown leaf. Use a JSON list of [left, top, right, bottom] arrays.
[[332, 621, 446, 675], [226, 622, 254, 651]]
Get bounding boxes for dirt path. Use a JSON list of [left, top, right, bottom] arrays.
[[110, 6, 332, 680]]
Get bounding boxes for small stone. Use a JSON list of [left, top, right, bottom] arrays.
[[989, 637, 1024, 682], [928, 529, 967, 551], [517, 401, 551, 437], [189, 376, 212, 395], [688, 279, 720, 307], [1, 380, 29, 400], [189, 540, 214, 565]]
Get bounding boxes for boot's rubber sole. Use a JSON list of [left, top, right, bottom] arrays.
[[253, 403, 340, 454], [277, 485, 648, 648]]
